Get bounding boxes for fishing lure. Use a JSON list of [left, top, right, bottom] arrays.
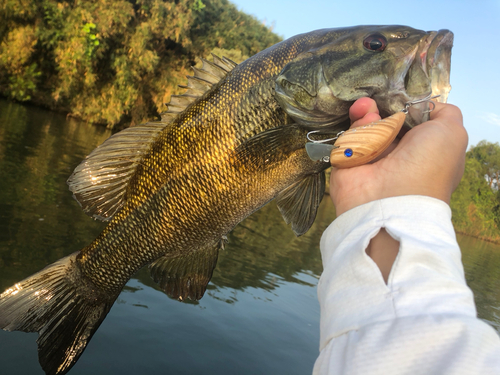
[[305, 95, 440, 167]]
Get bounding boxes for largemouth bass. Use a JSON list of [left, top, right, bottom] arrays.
[[0, 25, 453, 374]]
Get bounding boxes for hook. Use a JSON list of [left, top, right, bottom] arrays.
[[402, 94, 440, 114], [306, 130, 345, 144]]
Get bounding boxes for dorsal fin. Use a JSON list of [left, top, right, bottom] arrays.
[[69, 56, 237, 220], [160, 55, 237, 122], [212, 54, 238, 71], [67, 122, 169, 221]]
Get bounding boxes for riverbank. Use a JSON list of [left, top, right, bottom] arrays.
[[454, 229, 500, 245], [0, 0, 281, 129]]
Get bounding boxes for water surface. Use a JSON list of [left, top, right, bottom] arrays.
[[0, 100, 498, 374]]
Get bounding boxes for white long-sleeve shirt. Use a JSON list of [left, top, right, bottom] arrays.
[[314, 196, 500, 375]]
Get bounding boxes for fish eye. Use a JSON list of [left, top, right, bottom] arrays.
[[363, 34, 387, 52]]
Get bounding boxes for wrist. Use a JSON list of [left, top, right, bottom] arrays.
[[330, 165, 452, 216], [333, 190, 450, 217], [330, 165, 382, 216]]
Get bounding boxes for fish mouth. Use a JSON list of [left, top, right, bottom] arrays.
[[402, 29, 453, 128], [427, 29, 453, 102]]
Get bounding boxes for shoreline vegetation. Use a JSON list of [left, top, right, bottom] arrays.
[[0, 0, 281, 128], [455, 231, 500, 245], [2, 0, 499, 244], [450, 141, 500, 244], [324, 139, 500, 246]]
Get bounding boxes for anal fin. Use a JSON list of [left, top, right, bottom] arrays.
[[149, 242, 221, 301], [276, 172, 325, 236]]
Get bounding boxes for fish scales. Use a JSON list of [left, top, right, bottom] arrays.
[[0, 25, 453, 375], [77, 29, 341, 294]]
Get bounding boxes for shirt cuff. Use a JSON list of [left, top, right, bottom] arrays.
[[318, 195, 477, 351]]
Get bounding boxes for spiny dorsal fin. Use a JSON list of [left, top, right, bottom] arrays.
[[213, 54, 238, 71], [149, 241, 222, 301], [160, 55, 237, 122], [67, 122, 169, 221], [276, 172, 325, 236], [70, 55, 237, 220]]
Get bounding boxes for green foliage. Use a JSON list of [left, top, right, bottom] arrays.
[[466, 140, 500, 190], [7, 63, 41, 101], [192, 0, 206, 11], [0, 0, 281, 127], [0, 23, 40, 101], [82, 23, 100, 58], [451, 141, 500, 242]]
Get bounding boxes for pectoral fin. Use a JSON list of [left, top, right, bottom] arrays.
[[234, 123, 307, 169], [276, 172, 325, 236], [149, 242, 221, 301]]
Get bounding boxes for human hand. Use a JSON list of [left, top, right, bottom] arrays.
[[330, 98, 468, 216]]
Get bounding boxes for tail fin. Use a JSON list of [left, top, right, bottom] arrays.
[[0, 252, 116, 375]]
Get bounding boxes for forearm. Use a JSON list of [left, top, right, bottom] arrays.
[[315, 196, 500, 374]]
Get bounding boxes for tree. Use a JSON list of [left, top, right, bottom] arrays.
[[467, 141, 500, 191], [450, 141, 500, 242], [0, 0, 282, 128]]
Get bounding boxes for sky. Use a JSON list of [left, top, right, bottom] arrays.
[[230, 0, 500, 148]]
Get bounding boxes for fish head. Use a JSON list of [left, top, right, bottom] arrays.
[[275, 26, 453, 131]]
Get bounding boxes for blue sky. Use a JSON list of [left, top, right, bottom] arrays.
[[230, 0, 500, 148]]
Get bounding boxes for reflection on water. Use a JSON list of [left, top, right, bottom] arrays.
[[0, 99, 499, 374], [459, 234, 500, 332], [0, 99, 110, 291]]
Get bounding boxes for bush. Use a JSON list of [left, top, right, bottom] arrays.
[[0, 0, 281, 128], [451, 141, 500, 242]]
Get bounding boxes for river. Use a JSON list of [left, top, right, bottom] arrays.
[[0, 99, 498, 374]]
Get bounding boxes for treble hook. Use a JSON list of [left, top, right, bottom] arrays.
[[402, 94, 441, 114], [306, 130, 345, 144]]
